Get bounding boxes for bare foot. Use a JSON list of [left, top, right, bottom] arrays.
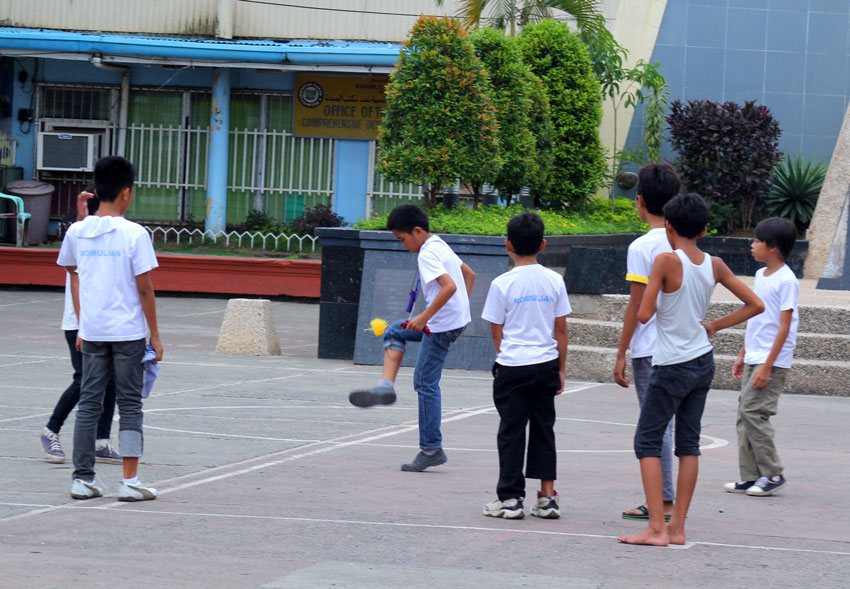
[[667, 522, 686, 545], [617, 526, 670, 546]]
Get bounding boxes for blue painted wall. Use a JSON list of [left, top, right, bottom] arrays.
[[626, 0, 850, 165]]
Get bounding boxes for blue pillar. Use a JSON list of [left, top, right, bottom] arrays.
[[333, 140, 370, 225], [205, 68, 230, 234]]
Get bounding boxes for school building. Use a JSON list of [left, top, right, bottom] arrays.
[[1, 0, 849, 233]]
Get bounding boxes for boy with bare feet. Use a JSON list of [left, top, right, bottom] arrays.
[[618, 193, 763, 546]]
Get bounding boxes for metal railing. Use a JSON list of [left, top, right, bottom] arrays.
[[367, 141, 424, 216], [144, 225, 319, 252]]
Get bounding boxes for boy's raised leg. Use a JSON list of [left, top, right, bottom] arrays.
[[618, 457, 670, 546], [667, 455, 698, 545]]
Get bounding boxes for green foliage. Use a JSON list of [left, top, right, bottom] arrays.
[[378, 16, 501, 208], [526, 73, 555, 202], [519, 20, 606, 209], [290, 203, 344, 236], [245, 209, 276, 231], [667, 100, 783, 232], [766, 156, 827, 230], [355, 198, 645, 236], [469, 28, 536, 205], [436, 0, 605, 37]]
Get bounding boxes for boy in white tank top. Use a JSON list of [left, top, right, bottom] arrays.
[[618, 193, 764, 547]]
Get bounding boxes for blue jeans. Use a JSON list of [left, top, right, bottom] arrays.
[[633, 357, 675, 501], [634, 351, 715, 460], [383, 320, 465, 451], [73, 339, 146, 481]]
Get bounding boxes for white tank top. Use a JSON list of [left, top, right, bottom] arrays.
[[652, 249, 715, 366]]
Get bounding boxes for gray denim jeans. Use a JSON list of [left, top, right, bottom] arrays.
[[73, 339, 146, 481], [633, 357, 676, 501]]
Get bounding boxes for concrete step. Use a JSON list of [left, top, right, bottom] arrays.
[[565, 346, 850, 397], [570, 294, 850, 336], [567, 318, 850, 362]]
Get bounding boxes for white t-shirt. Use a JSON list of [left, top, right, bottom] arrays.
[[744, 264, 799, 368], [626, 228, 672, 358], [481, 264, 571, 367], [417, 235, 471, 332], [57, 215, 158, 342], [61, 272, 79, 331]]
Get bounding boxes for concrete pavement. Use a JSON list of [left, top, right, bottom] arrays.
[[0, 288, 848, 588]]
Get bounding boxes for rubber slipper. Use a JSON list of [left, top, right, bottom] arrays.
[[621, 505, 671, 522]]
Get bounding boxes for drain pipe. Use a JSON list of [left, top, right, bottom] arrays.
[[91, 55, 129, 156]]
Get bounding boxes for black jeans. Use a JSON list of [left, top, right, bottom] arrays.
[[634, 351, 715, 459], [46, 330, 116, 440], [492, 358, 560, 500]]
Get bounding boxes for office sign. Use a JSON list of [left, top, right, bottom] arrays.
[[293, 74, 388, 140]]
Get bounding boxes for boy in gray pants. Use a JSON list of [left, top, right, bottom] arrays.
[[57, 155, 163, 501]]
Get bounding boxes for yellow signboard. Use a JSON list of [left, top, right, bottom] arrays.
[[293, 74, 388, 140]]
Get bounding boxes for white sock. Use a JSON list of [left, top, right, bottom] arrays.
[[378, 379, 395, 389], [123, 476, 139, 486], [95, 439, 108, 449]]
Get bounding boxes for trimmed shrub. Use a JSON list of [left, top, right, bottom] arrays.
[[378, 16, 501, 208], [667, 100, 782, 231], [290, 203, 343, 236], [519, 20, 606, 209]]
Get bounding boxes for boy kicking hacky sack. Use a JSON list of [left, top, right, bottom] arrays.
[[725, 217, 799, 497], [349, 204, 475, 473], [618, 193, 763, 546], [481, 212, 570, 519], [57, 155, 164, 501]]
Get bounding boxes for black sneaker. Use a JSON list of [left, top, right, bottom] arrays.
[[724, 480, 756, 494], [746, 475, 786, 496], [483, 497, 525, 519], [400, 449, 447, 472], [348, 384, 397, 408]]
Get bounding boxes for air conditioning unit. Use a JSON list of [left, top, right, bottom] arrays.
[[37, 132, 102, 172]]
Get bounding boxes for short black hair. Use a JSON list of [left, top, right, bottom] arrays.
[[754, 217, 797, 260], [94, 155, 136, 203], [386, 203, 429, 233], [507, 212, 544, 256], [662, 192, 709, 239], [637, 163, 681, 215]]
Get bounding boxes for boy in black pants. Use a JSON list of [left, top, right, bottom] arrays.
[[481, 213, 570, 519]]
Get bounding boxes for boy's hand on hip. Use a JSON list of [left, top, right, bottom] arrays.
[[150, 335, 164, 361], [751, 365, 770, 388], [613, 354, 629, 388], [702, 321, 718, 338]]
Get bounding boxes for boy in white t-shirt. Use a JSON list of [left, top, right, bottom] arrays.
[[725, 217, 799, 497], [481, 212, 570, 519], [613, 163, 681, 522], [349, 204, 475, 472], [57, 156, 163, 502], [39, 191, 120, 464]]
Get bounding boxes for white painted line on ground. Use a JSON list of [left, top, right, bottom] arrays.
[[280, 343, 318, 350], [0, 298, 62, 308], [172, 309, 226, 317], [0, 411, 52, 424], [0, 359, 52, 369], [152, 372, 308, 398], [79, 507, 850, 557], [560, 383, 606, 394], [0, 502, 55, 508], [143, 425, 320, 443]]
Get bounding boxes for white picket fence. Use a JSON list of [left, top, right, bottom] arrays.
[[144, 225, 319, 252]]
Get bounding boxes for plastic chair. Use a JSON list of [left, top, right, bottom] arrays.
[[0, 191, 31, 247]]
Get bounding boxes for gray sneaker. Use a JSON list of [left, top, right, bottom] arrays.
[[530, 491, 560, 519], [117, 481, 158, 502], [95, 440, 122, 464], [401, 449, 447, 472], [70, 477, 106, 500], [349, 384, 397, 408], [483, 497, 525, 519], [40, 428, 65, 463]]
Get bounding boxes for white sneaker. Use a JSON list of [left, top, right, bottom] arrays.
[[70, 477, 106, 500], [530, 492, 560, 519], [483, 497, 525, 519], [117, 481, 158, 502]]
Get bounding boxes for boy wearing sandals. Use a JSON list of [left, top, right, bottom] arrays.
[[613, 163, 681, 522], [481, 212, 570, 519], [724, 217, 799, 497]]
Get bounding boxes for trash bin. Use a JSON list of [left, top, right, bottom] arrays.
[[5, 179, 55, 245]]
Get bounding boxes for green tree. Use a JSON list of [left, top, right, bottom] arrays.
[[525, 73, 555, 205], [436, 0, 605, 37], [469, 28, 537, 207], [378, 16, 501, 208], [519, 19, 606, 209]]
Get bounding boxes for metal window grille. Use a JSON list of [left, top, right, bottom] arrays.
[[367, 141, 423, 216], [39, 86, 112, 121]]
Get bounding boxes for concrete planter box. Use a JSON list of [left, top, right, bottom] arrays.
[[316, 228, 809, 370]]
